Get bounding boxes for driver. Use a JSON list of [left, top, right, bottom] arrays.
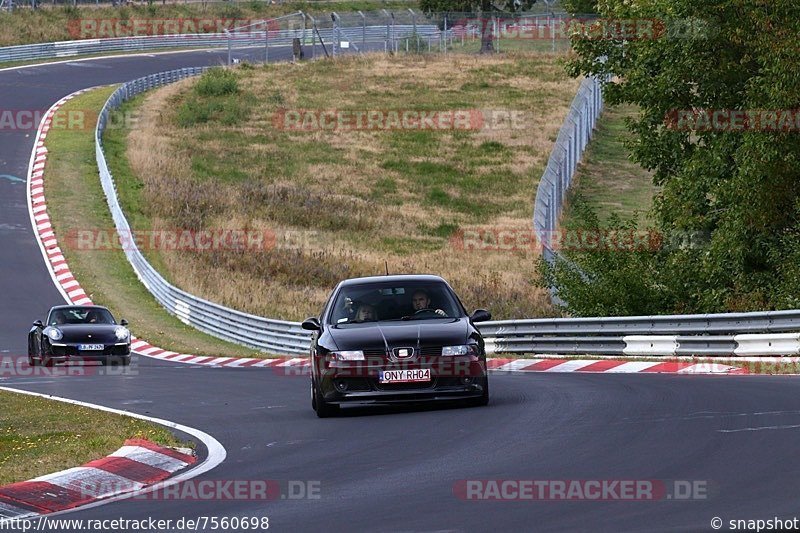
[[411, 290, 446, 316]]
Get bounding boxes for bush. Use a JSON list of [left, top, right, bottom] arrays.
[[195, 68, 239, 97]]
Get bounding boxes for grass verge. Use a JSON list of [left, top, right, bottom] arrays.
[[44, 86, 266, 359], [0, 389, 188, 485], [563, 103, 656, 225], [121, 52, 581, 320]]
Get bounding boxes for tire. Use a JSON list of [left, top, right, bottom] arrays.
[[312, 380, 340, 418], [28, 339, 37, 366], [121, 356, 131, 366], [42, 356, 55, 367]]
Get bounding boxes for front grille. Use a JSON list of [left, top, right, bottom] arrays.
[[418, 345, 444, 357], [49, 345, 129, 357], [363, 349, 387, 358]]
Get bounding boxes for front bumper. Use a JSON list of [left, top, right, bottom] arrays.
[[45, 342, 131, 362], [316, 357, 488, 404]]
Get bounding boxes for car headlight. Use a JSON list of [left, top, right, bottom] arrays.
[[441, 344, 479, 356], [114, 327, 130, 341], [45, 327, 63, 341], [332, 350, 365, 361]]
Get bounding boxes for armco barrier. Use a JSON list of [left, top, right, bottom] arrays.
[[622, 336, 678, 356], [93, 69, 800, 358], [733, 334, 800, 357]]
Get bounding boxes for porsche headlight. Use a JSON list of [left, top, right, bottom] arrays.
[[332, 350, 365, 361], [114, 327, 130, 341], [441, 344, 479, 357], [46, 327, 63, 341]]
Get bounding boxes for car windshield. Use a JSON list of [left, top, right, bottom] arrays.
[[48, 308, 115, 326], [329, 281, 463, 325]]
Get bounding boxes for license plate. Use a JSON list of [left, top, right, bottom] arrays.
[[379, 368, 431, 383], [78, 344, 104, 351]]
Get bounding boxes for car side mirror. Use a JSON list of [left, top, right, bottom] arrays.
[[301, 317, 321, 331], [120, 319, 129, 326], [470, 309, 491, 323], [33, 320, 44, 328]]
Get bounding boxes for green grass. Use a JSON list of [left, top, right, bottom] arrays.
[[564, 104, 656, 225], [0, 389, 189, 485], [118, 53, 579, 320], [45, 86, 270, 359]]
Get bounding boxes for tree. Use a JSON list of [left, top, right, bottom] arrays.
[[419, 0, 540, 53], [544, 0, 800, 315]]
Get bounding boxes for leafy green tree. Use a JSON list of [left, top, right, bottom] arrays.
[[543, 0, 800, 315]]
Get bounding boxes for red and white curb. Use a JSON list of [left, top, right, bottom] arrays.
[[486, 358, 745, 374], [0, 439, 195, 519], [25, 90, 747, 377]]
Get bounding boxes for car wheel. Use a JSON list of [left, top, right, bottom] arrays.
[[312, 380, 339, 418], [121, 356, 131, 366], [42, 356, 55, 367], [28, 354, 37, 367]]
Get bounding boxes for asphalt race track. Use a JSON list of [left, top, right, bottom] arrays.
[[2, 48, 800, 532]]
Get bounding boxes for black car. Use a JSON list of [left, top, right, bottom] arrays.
[[303, 275, 492, 417], [28, 305, 131, 366]]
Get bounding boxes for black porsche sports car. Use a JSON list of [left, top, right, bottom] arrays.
[[303, 274, 492, 417], [28, 305, 131, 366]]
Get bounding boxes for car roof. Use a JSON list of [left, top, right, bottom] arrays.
[[49, 305, 110, 312], [337, 274, 448, 287]]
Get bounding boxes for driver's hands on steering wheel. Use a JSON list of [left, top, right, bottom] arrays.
[[414, 308, 447, 317]]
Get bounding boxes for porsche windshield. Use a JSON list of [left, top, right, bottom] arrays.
[[329, 282, 464, 325], [48, 308, 115, 326]]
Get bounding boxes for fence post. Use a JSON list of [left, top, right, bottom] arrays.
[[359, 10, 366, 50], [265, 20, 270, 63], [331, 12, 339, 57], [224, 29, 231, 66]]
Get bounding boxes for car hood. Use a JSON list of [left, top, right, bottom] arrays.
[[54, 324, 121, 343], [327, 318, 471, 351]]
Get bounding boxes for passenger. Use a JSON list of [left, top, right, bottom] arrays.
[[354, 303, 377, 322]]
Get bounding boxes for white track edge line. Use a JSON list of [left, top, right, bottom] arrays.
[[0, 386, 226, 523]]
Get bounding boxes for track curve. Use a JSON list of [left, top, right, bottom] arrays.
[[2, 49, 800, 532]]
